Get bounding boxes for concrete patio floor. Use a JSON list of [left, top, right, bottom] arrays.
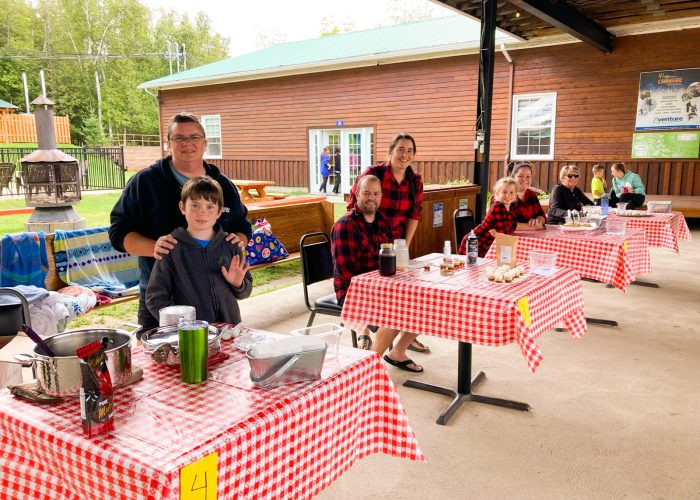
[[238, 221, 699, 499]]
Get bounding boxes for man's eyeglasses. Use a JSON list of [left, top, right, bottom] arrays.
[[566, 174, 580, 179], [171, 135, 204, 144]]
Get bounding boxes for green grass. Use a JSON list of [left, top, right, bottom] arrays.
[[0, 192, 123, 234]]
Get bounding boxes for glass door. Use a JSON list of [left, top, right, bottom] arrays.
[[309, 127, 374, 194]]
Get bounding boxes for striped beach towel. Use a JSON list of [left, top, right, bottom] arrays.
[[53, 227, 139, 298], [0, 232, 49, 287]]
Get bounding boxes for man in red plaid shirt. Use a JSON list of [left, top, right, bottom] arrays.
[[332, 175, 424, 372]]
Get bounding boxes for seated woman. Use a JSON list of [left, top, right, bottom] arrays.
[[547, 165, 594, 224], [609, 162, 646, 209], [507, 161, 546, 230]]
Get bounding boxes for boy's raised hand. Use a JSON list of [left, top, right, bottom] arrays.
[[221, 254, 250, 288]]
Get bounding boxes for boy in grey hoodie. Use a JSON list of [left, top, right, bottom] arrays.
[[146, 176, 253, 324]]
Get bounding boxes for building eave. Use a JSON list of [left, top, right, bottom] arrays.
[[139, 43, 483, 92]]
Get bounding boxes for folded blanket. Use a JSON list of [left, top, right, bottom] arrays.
[[0, 232, 48, 287], [53, 227, 140, 298]]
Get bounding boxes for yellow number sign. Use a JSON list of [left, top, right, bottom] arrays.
[[180, 452, 218, 500], [517, 296, 531, 327]]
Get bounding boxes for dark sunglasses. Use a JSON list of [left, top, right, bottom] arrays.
[[566, 174, 580, 179]]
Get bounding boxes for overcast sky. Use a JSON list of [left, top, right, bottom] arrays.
[[142, 0, 460, 56]]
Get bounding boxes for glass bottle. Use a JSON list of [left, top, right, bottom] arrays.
[[379, 243, 396, 276], [394, 239, 409, 271]]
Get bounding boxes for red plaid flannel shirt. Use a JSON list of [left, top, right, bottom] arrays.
[[459, 201, 518, 257], [331, 207, 392, 301], [515, 188, 545, 223], [347, 163, 424, 240]]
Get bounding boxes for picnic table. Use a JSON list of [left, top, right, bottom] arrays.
[[0, 330, 423, 499], [487, 227, 651, 291], [607, 211, 691, 253], [341, 256, 587, 424], [233, 180, 278, 202]]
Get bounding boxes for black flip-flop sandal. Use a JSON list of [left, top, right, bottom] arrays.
[[357, 334, 372, 350], [383, 355, 423, 373], [407, 339, 430, 353]]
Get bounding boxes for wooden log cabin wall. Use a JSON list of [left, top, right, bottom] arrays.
[[158, 27, 700, 197]]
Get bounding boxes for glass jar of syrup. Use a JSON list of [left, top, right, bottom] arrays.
[[379, 243, 396, 276]]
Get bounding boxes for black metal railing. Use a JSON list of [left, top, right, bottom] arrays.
[[0, 146, 126, 192]]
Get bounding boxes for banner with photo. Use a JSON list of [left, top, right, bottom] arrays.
[[635, 67, 700, 130]]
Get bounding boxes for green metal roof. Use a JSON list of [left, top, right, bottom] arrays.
[[141, 15, 512, 90], [0, 98, 19, 109]]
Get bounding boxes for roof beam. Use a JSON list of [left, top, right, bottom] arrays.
[[514, 0, 615, 53]]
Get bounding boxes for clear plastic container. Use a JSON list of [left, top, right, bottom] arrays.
[[647, 201, 672, 213], [290, 323, 345, 359], [159, 305, 196, 327], [529, 250, 556, 276], [606, 218, 627, 235]]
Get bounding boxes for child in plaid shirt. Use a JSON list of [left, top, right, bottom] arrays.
[[460, 177, 519, 258]]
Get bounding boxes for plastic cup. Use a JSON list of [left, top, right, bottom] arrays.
[[617, 202, 628, 212], [178, 320, 209, 383]]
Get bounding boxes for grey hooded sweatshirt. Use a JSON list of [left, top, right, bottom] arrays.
[[146, 226, 253, 324]]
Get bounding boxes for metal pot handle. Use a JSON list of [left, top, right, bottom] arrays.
[[250, 354, 300, 388], [116, 322, 143, 339], [13, 353, 58, 372]]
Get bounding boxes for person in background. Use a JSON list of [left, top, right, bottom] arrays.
[[319, 147, 330, 193], [347, 132, 429, 354], [459, 177, 518, 258], [332, 175, 423, 373], [506, 161, 546, 230], [109, 112, 251, 328], [591, 164, 607, 206], [146, 176, 252, 324], [546, 165, 594, 224], [609, 162, 646, 209], [331, 148, 341, 194]]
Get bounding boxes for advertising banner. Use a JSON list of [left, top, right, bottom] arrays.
[[635, 67, 700, 130]]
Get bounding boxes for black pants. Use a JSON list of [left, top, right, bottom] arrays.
[[609, 190, 645, 209], [332, 173, 341, 193], [319, 176, 329, 193]]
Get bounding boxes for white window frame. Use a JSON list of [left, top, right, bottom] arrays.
[[201, 114, 222, 159], [510, 92, 557, 160]]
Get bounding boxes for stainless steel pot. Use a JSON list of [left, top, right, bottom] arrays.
[[141, 324, 222, 366], [14, 323, 141, 397]]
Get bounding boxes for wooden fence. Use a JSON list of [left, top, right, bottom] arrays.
[[210, 157, 699, 197], [0, 113, 71, 144]]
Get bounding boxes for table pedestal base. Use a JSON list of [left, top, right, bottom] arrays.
[[403, 342, 530, 425]]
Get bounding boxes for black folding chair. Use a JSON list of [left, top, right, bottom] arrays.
[[0, 287, 31, 338], [300, 232, 358, 347], [453, 208, 476, 249]]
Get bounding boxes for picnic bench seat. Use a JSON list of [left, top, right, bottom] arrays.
[[40, 197, 334, 310]]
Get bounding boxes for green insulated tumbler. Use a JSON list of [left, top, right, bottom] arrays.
[[178, 320, 209, 383]]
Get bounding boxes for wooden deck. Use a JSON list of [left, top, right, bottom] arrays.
[[539, 194, 699, 218]]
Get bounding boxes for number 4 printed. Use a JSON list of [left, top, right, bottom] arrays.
[[180, 452, 218, 500]]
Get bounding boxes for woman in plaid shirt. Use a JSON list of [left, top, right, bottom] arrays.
[[460, 177, 519, 257], [508, 161, 546, 230], [347, 133, 429, 354]]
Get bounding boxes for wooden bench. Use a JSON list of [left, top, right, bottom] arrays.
[[41, 197, 335, 308]]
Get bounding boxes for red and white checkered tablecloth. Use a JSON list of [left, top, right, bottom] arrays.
[[340, 258, 587, 373], [0, 333, 424, 499], [486, 227, 651, 291], [607, 212, 692, 253]]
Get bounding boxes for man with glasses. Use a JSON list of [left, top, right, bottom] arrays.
[[110, 113, 252, 328], [546, 165, 594, 224]]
